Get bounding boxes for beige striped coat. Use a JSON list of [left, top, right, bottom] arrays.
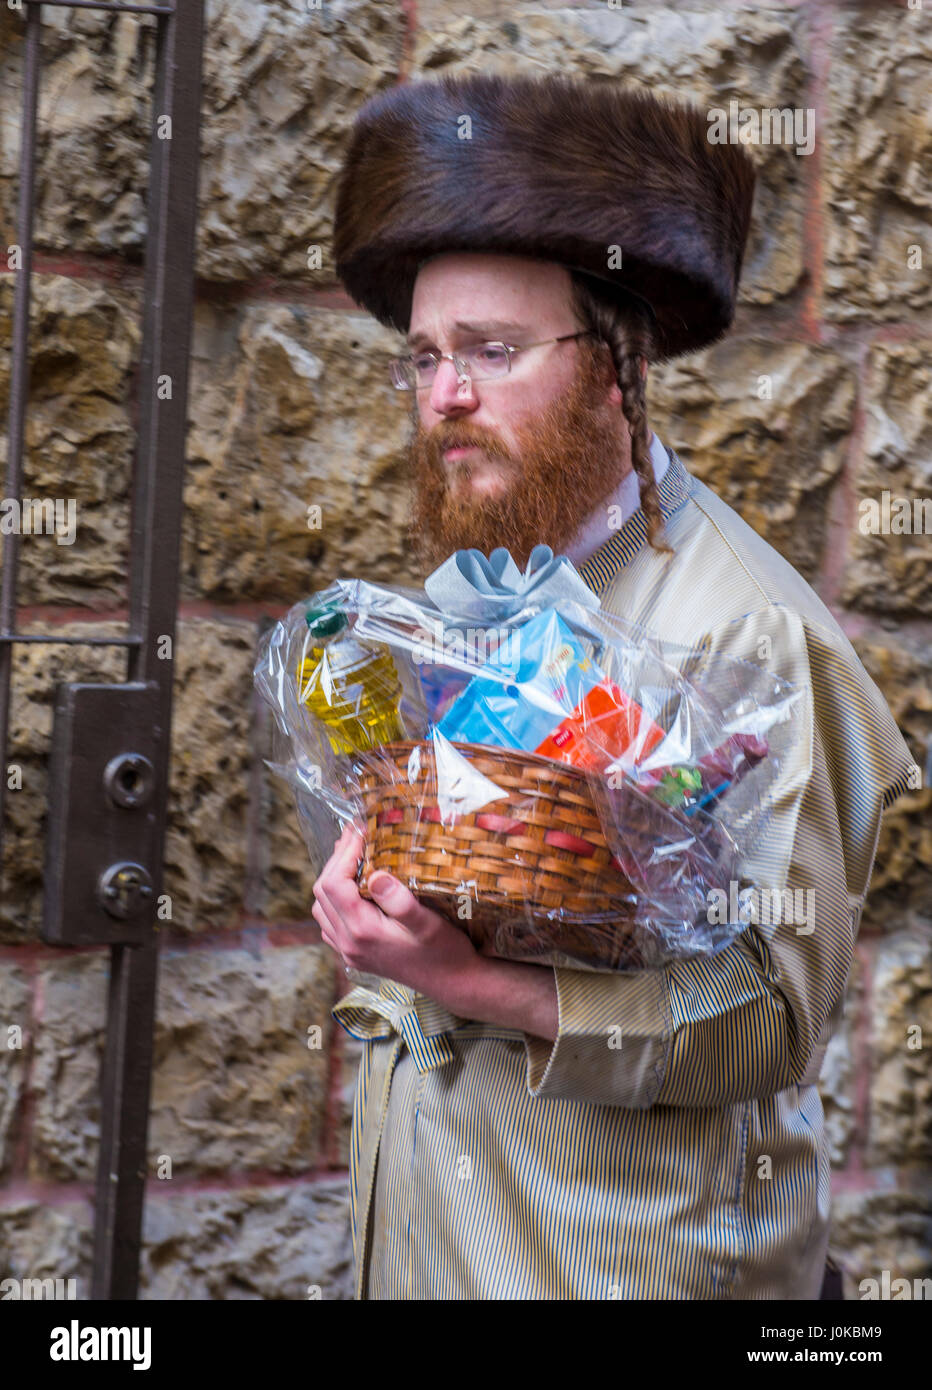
[[332, 444, 915, 1299]]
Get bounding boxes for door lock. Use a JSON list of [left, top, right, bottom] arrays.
[[42, 682, 161, 947], [97, 862, 155, 920], [103, 753, 155, 808]]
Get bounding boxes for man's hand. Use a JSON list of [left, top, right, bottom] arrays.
[[313, 822, 559, 1040], [311, 822, 481, 998]]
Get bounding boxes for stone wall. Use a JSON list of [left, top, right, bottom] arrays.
[[0, 0, 929, 1301]]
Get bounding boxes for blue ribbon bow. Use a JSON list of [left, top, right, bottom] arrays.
[[423, 544, 601, 624]]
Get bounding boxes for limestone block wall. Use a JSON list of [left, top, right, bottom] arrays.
[[0, 0, 929, 1300]]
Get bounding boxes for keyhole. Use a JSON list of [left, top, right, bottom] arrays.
[[103, 753, 155, 808]]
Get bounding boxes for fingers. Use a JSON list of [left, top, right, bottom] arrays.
[[315, 816, 381, 929], [311, 893, 334, 938], [312, 820, 365, 898], [334, 819, 366, 879], [327, 824, 367, 909]]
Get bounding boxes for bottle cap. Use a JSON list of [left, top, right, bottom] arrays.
[[305, 605, 347, 638]]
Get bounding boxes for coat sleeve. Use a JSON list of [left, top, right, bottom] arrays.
[[521, 604, 916, 1108]]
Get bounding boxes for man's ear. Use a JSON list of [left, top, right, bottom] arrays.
[[591, 340, 623, 405], [603, 356, 646, 412]]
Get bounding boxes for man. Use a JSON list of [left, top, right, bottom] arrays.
[[311, 72, 915, 1299]]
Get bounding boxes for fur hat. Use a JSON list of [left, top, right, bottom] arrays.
[[332, 71, 757, 361]]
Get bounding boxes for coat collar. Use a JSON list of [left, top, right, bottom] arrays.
[[576, 445, 694, 595]]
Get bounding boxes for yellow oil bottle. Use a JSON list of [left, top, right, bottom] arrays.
[[297, 605, 406, 755]]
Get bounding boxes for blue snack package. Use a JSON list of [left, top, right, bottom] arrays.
[[434, 608, 605, 752], [416, 660, 472, 724]]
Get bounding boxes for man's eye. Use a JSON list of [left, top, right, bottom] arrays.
[[412, 354, 436, 373], [473, 344, 509, 367]]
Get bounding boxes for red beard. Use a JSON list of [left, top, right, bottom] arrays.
[[405, 345, 631, 574]]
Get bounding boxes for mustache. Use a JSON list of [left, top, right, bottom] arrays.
[[417, 423, 511, 459]]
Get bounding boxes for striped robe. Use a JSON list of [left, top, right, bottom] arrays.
[[332, 444, 915, 1299]]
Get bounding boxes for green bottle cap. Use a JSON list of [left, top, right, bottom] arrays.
[[305, 605, 347, 638]]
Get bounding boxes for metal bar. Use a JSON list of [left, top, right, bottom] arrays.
[[0, 5, 41, 849], [93, 938, 161, 1296], [91, 0, 205, 1300], [23, 2, 175, 14]]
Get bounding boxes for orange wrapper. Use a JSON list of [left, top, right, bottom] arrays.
[[534, 677, 666, 771]]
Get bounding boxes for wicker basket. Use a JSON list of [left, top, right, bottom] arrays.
[[355, 739, 645, 970]]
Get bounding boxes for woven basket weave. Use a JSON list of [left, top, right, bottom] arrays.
[[355, 739, 644, 970]]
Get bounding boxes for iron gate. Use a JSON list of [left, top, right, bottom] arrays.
[[1, 0, 205, 1298]]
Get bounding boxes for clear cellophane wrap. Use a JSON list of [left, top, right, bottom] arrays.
[[254, 555, 805, 975]]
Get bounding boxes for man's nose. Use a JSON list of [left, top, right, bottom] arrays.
[[425, 356, 478, 416]]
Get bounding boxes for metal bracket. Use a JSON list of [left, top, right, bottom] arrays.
[[42, 682, 162, 947]]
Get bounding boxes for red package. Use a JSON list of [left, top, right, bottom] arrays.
[[534, 678, 666, 770]]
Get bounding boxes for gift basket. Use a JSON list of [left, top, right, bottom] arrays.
[[254, 546, 806, 974]]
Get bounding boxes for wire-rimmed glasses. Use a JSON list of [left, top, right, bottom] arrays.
[[389, 330, 594, 391]]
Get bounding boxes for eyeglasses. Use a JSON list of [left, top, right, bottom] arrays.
[[390, 331, 595, 391]]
